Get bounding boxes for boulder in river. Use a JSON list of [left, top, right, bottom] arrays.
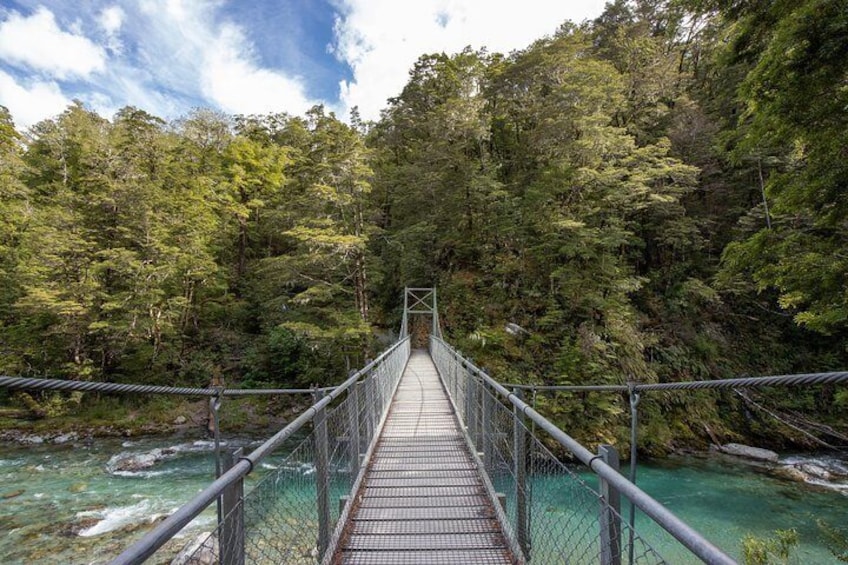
[[2, 489, 25, 499], [773, 455, 848, 493], [171, 532, 217, 565], [797, 463, 832, 480], [773, 465, 808, 482], [717, 443, 779, 462], [106, 447, 176, 473], [52, 433, 79, 444]]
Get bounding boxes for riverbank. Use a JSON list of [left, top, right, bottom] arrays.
[[4, 401, 846, 500], [0, 393, 311, 444], [697, 444, 848, 498]]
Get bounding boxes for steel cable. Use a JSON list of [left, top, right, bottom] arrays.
[[0, 376, 336, 397], [504, 371, 848, 393]]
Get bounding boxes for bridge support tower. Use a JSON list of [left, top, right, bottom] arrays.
[[401, 287, 441, 343]]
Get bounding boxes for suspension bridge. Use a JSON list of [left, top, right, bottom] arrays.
[[2, 288, 846, 564]]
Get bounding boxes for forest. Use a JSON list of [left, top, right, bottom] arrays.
[[0, 0, 846, 451]]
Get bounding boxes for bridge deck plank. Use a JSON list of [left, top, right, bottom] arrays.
[[339, 550, 513, 565], [333, 349, 514, 564], [352, 519, 500, 535]]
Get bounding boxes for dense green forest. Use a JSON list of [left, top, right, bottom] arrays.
[[1, 0, 846, 450]]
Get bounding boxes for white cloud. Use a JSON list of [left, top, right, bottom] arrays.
[[136, 0, 317, 116], [1, 0, 605, 128], [99, 6, 125, 36], [98, 5, 125, 52], [333, 0, 607, 120], [0, 70, 70, 127], [202, 24, 313, 115], [85, 91, 120, 121], [0, 7, 106, 80]]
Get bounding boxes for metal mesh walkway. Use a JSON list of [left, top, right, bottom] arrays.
[[333, 350, 515, 564]]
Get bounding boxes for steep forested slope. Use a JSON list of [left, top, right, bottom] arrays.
[[1, 0, 845, 449]]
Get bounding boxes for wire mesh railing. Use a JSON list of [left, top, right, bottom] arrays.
[[430, 336, 735, 565], [110, 337, 410, 565]]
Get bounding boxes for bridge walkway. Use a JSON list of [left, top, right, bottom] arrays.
[[333, 349, 515, 564]]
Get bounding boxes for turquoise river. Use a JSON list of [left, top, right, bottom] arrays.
[[0, 435, 846, 564]]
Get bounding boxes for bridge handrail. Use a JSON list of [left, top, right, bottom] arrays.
[[0, 375, 337, 396], [431, 336, 736, 565], [503, 370, 848, 392], [109, 336, 411, 565]]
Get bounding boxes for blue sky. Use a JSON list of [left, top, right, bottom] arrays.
[[0, 0, 607, 129]]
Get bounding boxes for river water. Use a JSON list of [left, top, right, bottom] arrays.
[[0, 436, 845, 564]]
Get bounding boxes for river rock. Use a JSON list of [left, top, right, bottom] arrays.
[[173, 415, 187, 425], [53, 432, 79, 444], [65, 516, 100, 537], [2, 489, 25, 499], [797, 463, 832, 480], [718, 443, 779, 462], [107, 447, 176, 473], [171, 532, 217, 565], [773, 465, 808, 482]]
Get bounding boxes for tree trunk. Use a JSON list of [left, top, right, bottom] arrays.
[[236, 216, 248, 290], [353, 251, 369, 322]]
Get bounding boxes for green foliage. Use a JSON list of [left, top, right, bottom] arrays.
[[243, 326, 309, 387], [0, 102, 376, 405], [1, 0, 846, 450], [365, 2, 845, 448], [741, 529, 798, 565], [715, 0, 848, 336], [14, 391, 83, 419]]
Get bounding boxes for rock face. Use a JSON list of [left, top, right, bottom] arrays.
[[718, 443, 779, 462], [171, 532, 218, 565]]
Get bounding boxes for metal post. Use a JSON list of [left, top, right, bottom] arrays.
[[401, 286, 408, 338], [220, 448, 245, 565], [599, 445, 622, 565], [432, 287, 439, 338], [313, 389, 331, 560], [378, 369, 387, 419], [374, 368, 385, 413], [465, 369, 478, 446], [365, 378, 375, 442], [348, 382, 361, 474], [627, 387, 640, 565], [452, 352, 460, 404], [472, 376, 483, 449], [210, 394, 223, 528], [482, 381, 493, 468], [513, 388, 529, 559]]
